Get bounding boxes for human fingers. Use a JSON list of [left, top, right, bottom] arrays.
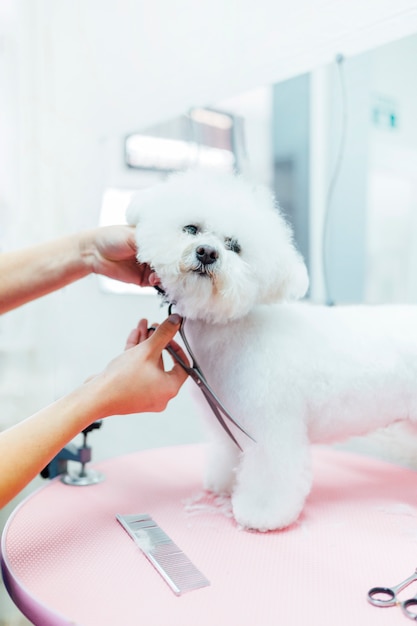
[[96, 225, 137, 260], [90, 314, 191, 416], [88, 226, 156, 287], [147, 315, 189, 370], [146, 315, 190, 385], [146, 323, 164, 367], [124, 318, 149, 350], [149, 271, 161, 286], [146, 314, 182, 355], [164, 339, 190, 386]]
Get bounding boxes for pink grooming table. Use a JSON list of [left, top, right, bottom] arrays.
[[2, 444, 417, 625]]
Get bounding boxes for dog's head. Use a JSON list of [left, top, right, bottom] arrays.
[[127, 170, 308, 323]]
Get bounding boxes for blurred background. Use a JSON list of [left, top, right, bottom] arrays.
[[1, 1, 417, 621]]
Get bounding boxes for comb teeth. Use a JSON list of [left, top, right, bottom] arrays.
[[116, 514, 210, 595]]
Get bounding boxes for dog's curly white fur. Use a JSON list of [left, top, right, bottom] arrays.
[[127, 169, 417, 532]]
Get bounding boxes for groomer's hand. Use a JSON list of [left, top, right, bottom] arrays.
[[88, 314, 189, 416], [79, 225, 159, 286], [0, 314, 187, 508]]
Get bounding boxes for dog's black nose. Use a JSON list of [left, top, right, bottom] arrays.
[[196, 245, 218, 266]]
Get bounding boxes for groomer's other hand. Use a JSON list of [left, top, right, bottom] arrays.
[[89, 314, 189, 416], [80, 225, 155, 286]]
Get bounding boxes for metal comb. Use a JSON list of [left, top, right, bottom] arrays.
[[116, 513, 210, 595]]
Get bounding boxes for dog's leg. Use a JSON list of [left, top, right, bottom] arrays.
[[231, 421, 311, 531], [204, 435, 240, 496]]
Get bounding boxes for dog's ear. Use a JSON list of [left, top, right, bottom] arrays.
[[260, 217, 310, 303], [250, 185, 309, 303], [272, 249, 309, 302], [126, 192, 142, 226]]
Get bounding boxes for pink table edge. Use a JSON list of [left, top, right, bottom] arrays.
[[1, 490, 81, 626]]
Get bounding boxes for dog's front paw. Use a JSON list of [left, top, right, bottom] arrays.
[[231, 489, 304, 532]]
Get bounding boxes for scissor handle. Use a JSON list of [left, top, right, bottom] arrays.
[[402, 598, 417, 621], [368, 570, 417, 609], [367, 586, 396, 607]]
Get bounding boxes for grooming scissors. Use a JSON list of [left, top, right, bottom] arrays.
[[368, 569, 417, 620], [156, 301, 255, 451]]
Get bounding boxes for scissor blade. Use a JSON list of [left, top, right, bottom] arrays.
[[165, 344, 242, 447], [201, 380, 256, 443], [201, 389, 244, 452], [164, 345, 201, 382], [164, 320, 256, 447]]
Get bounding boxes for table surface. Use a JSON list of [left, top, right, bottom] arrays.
[[2, 443, 417, 626]]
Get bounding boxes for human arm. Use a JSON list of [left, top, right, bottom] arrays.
[[0, 314, 188, 508], [0, 225, 159, 314]]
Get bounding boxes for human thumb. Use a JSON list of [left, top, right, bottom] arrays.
[[148, 314, 182, 352]]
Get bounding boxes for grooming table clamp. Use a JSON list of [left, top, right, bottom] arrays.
[[40, 421, 105, 486]]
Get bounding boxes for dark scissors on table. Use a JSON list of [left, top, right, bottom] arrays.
[[368, 568, 417, 620], [154, 301, 255, 452]]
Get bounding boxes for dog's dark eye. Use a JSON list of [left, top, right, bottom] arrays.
[[225, 237, 241, 254], [183, 225, 199, 235]]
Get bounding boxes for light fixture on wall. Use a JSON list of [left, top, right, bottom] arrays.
[[125, 107, 241, 173], [125, 134, 235, 172]]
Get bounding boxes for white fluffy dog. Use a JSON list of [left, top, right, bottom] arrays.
[[127, 169, 417, 532]]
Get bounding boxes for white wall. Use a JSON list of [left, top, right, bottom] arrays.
[[310, 56, 373, 305], [309, 33, 417, 305], [366, 35, 417, 303]]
